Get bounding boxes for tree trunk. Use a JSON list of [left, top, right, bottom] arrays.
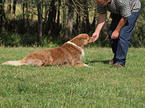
[[37, 1, 43, 43], [64, 0, 74, 41], [22, 3, 25, 20], [26, 3, 29, 23], [12, 0, 17, 18], [7, 0, 11, 15], [0, 0, 5, 33], [57, 0, 61, 25], [92, 3, 98, 31], [82, 0, 90, 33], [45, 0, 56, 35], [75, 5, 81, 34]]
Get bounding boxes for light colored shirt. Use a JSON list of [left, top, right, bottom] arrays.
[[97, 0, 141, 17]]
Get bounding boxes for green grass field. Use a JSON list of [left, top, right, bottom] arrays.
[[0, 46, 145, 108]]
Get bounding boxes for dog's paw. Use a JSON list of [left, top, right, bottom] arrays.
[[83, 64, 93, 68]]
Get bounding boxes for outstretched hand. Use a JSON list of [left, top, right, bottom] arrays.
[[92, 32, 99, 42]]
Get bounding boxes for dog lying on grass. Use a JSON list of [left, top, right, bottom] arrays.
[[2, 34, 93, 67]]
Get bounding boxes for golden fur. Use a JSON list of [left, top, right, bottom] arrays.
[[2, 34, 93, 67]]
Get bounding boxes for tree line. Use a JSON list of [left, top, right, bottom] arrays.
[[0, 0, 145, 47]]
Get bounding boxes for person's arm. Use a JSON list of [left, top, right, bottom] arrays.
[[92, 13, 107, 42], [111, 17, 128, 39]]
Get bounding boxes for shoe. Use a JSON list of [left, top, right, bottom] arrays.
[[108, 59, 114, 64], [111, 63, 125, 68], [108, 57, 116, 64]]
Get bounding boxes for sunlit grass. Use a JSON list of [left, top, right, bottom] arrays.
[[0, 47, 145, 107]]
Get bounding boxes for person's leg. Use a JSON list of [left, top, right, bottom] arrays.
[[115, 10, 141, 66], [108, 14, 121, 63]]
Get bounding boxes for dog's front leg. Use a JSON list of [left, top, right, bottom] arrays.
[[75, 61, 87, 67], [75, 61, 92, 67]]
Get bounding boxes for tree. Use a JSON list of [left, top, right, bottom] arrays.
[[0, 0, 5, 33], [7, 0, 11, 14], [12, 0, 17, 18], [82, 0, 90, 33], [45, 0, 56, 35], [1, 0, 145, 47], [64, 0, 74, 41], [37, 0, 43, 43]]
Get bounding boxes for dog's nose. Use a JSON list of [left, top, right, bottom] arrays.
[[89, 37, 94, 43]]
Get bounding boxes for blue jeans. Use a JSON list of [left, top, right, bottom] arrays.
[[108, 9, 141, 66]]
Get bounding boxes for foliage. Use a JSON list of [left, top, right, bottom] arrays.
[[0, 32, 59, 47], [0, 47, 145, 107], [0, 0, 145, 47], [130, 0, 145, 47]]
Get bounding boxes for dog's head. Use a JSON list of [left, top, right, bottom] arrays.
[[70, 34, 93, 48]]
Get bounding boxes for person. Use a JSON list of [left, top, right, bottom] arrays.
[[92, 0, 141, 67]]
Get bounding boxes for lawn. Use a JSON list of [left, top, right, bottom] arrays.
[[0, 46, 145, 108]]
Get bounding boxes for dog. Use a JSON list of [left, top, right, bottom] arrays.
[[2, 34, 94, 67]]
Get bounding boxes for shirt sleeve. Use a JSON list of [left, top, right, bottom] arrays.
[[117, 0, 131, 17]]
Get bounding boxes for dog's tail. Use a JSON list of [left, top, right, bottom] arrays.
[[2, 60, 25, 66]]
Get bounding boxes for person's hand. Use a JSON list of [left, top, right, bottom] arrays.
[[92, 32, 99, 42], [111, 30, 119, 39]]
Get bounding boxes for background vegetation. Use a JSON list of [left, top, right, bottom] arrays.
[[0, 0, 145, 47]]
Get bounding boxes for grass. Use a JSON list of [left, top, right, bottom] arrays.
[[0, 46, 145, 108]]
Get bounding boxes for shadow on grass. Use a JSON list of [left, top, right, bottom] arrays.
[[85, 59, 110, 64]]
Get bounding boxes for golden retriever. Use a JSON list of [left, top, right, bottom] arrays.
[[2, 34, 93, 67]]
